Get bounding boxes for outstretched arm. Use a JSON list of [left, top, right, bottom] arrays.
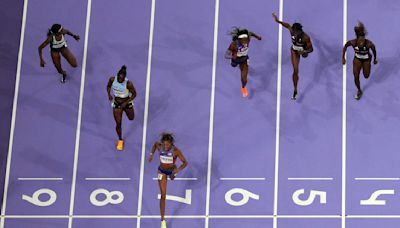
[[62, 28, 80, 41], [369, 41, 377, 64], [172, 147, 188, 178], [38, 36, 51, 67], [106, 77, 114, 101], [342, 40, 353, 65], [148, 142, 161, 162], [249, 31, 262, 40], [228, 41, 238, 60], [272, 12, 291, 32], [303, 34, 313, 53]]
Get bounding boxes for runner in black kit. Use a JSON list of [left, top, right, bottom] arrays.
[[342, 22, 377, 100], [272, 13, 313, 100]]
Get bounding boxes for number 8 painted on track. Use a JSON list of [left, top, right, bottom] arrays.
[[90, 188, 124, 207], [22, 188, 57, 207], [225, 188, 260, 206]]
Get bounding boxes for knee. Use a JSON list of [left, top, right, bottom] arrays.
[[71, 62, 78, 68], [116, 122, 121, 129], [293, 68, 299, 75], [364, 73, 370, 79], [160, 193, 166, 200], [128, 115, 134, 121]]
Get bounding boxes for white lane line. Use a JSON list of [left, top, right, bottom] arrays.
[[85, 178, 131, 181], [1, 214, 356, 219], [18, 178, 63, 181], [342, 0, 347, 228], [67, 0, 92, 228], [204, 0, 219, 227], [152, 178, 198, 181], [354, 178, 400, 181], [0, 1, 29, 227], [287, 177, 333, 181], [5, 214, 400, 219], [136, 0, 156, 227], [273, 0, 284, 228], [346, 215, 400, 218], [220, 178, 266, 181]]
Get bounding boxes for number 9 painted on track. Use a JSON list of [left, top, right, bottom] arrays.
[[225, 188, 260, 206], [22, 188, 57, 207], [90, 188, 124, 207]]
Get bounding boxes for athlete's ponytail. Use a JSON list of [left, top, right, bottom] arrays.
[[118, 65, 127, 77]]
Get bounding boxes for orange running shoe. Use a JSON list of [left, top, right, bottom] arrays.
[[242, 87, 248, 97], [117, 140, 124, 151]]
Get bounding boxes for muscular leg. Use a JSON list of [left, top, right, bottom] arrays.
[[291, 49, 300, 99], [124, 107, 135, 121], [239, 62, 249, 88], [60, 47, 78, 68], [113, 108, 123, 140], [353, 58, 363, 99], [51, 51, 64, 74], [362, 59, 372, 79], [158, 172, 168, 221]]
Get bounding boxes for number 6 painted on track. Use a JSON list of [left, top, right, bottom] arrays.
[[225, 188, 260, 206], [90, 188, 124, 207], [22, 188, 57, 207], [292, 189, 327, 206]]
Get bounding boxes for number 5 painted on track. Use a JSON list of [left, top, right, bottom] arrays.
[[225, 188, 260, 206], [292, 189, 327, 206], [158, 189, 192, 205], [22, 188, 57, 207]]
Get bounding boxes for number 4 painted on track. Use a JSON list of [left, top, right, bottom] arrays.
[[292, 189, 327, 206], [360, 189, 395, 206]]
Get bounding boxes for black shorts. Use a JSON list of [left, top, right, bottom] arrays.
[[50, 46, 66, 53], [354, 57, 371, 63], [112, 101, 133, 109], [231, 56, 249, 67]]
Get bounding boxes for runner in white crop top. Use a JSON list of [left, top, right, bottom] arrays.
[[38, 24, 80, 83], [106, 65, 137, 151]]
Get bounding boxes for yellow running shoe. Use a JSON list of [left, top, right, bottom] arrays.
[[161, 220, 167, 228], [117, 140, 124, 151], [242, 87, 248, 98]]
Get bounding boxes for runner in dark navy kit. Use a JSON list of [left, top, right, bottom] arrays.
[[272, 13, 313, 100], [342, 22, 377, 100], [225, 27, 262, 97], [38, 24, 80, 83], [148, 133, 188, 228]]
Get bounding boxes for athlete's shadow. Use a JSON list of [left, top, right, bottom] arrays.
[[296, 34, 342, 107], [363, 50, 400, 92]]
